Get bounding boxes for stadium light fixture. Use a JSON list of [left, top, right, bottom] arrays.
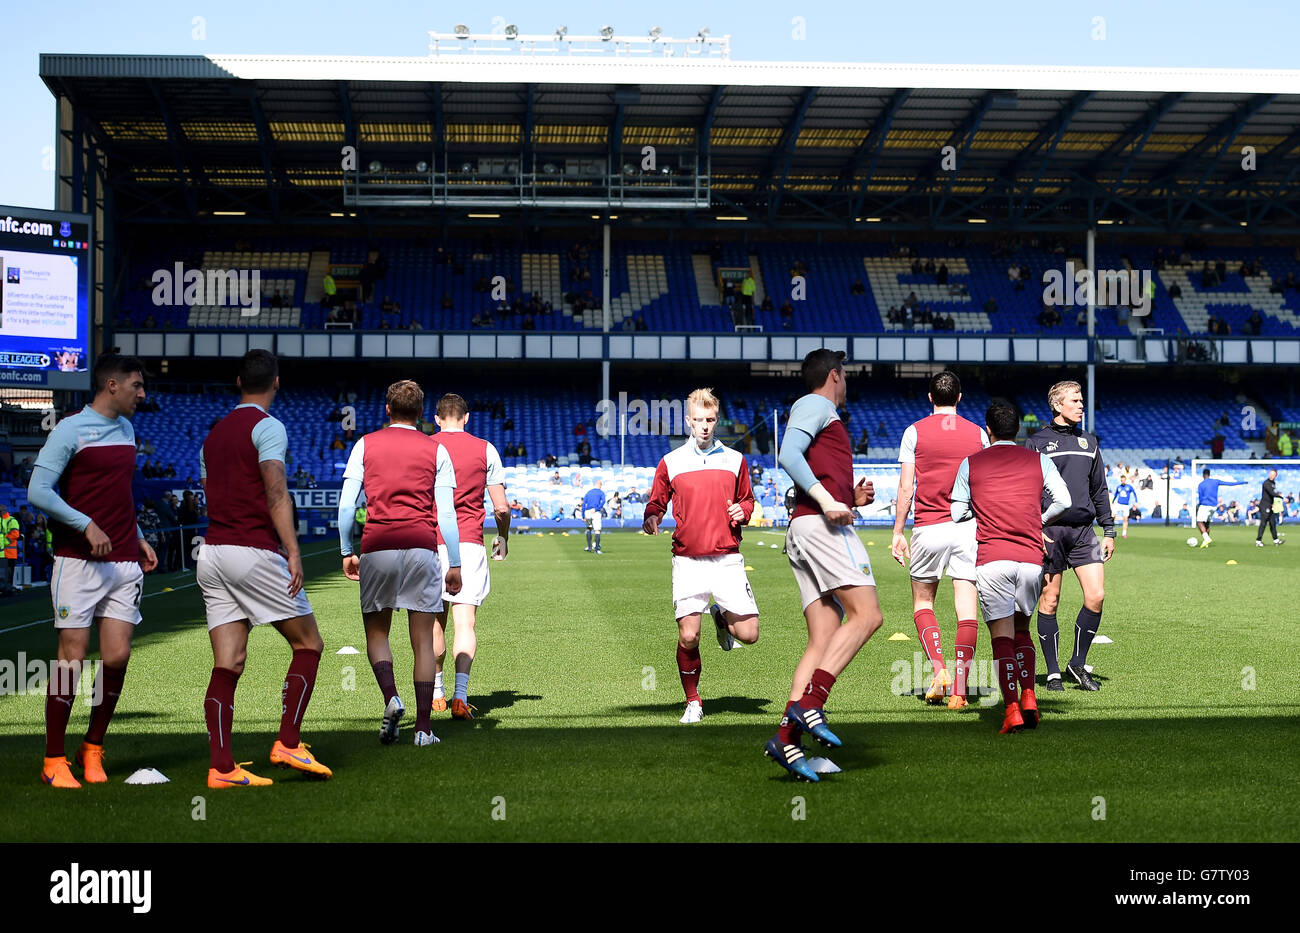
[[467, 213, 501, 218], [330, 212, 345, 217], [415, 160, 430, 173], [858, 216, 882, 222], [715, 215, 748, 221], [505, 24, 518, 39], [542, 162, 559, 175], [600, 25, 614, 40], [967, 218, 987, 223], [213, 211, 245, 216], [368, 160, 383, 174], [698, 27, 711, 39], [649, 26, 662, 40], [555, 25, 568, 38], [460, 161, 473, 173], [622, 162, 637, 176], [1097, 219, 1115, 225], [454, 24, 470, 37]]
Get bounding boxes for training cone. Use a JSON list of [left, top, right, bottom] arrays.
[[888, 632, 910, 641], [1226, 559, 1238, 565]]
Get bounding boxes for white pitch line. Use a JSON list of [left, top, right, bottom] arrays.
[[0, 544, 338, 637]]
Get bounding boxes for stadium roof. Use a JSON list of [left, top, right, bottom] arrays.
[[40, 53, 1300, 234]]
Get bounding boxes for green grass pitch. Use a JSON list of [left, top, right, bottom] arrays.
[[1, 524, 1296, 842]]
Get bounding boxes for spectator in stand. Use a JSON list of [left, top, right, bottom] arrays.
[[154, 492, 179, 572], [851, 278, 866, 296], [331, 434, 346, 451], [936, 262, 948, 285], [1279, 430, 1294, 457], [855, 429, 870, 457], [984, 297, 998, 315], [545, 454, 558, 468], [635, 316, 649, 331], [180, 490, 201, 532], [1038, 305, 1062, 328], [550, 470, 562, 485], [442, 292, 454, 310]]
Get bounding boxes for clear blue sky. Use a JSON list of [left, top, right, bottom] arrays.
[[5, 0, 1298, 209]]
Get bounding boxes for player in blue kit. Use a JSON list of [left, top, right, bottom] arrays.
[[583, 478, 606, 554], [1112, 476, 1137, 538], [1194, 468, 1246, 548]]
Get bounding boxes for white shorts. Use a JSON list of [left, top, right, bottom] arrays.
[[908, 520, 977, 583], [197, 544, 313, 630], [438, 542, 490, 607], [975, 560, 1044, 621], [359, 548, 443, 614], [671, 552, 759, 618], [1196, 505, 1215, 524], [584, 508, 603, 533], [51, 556, 144, 629], [785, 514, 875, 611]]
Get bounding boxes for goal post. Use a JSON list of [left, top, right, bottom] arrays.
[[1172, 458, 1300, 527]]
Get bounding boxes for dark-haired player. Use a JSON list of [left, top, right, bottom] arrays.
[[338, 380, 462, 746], [768, 349, 880, 782], [28, 354, 158, 788], [891, 371, 988, 708], [197, 350, 331, 788], [951, 403, 1070, 733], [1026, 380, 1114, 692], [431, 393, 511, 721]]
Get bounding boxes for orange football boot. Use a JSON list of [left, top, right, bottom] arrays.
[[1020, 688, 1039, 729], [269, 740, 333, 778], [41, 756, 81, 789], [450, 698, 476, 720], [76, 742, 108, 784], [924, 667, 952, 704], [207, 762, 273, 788], [1000, 701, 1025, 734]]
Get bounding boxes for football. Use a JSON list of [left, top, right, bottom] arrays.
[[1186, 537, 1199, 547]]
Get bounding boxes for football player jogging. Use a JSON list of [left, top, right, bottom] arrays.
[[583, 478, 606, 554], [890, 371, 988, 710], [768, 350, 880, 783], [196, 350, 331, 788], [642, 388, 759, 725], [337, 380, 463, 746], [950, 403, 1070, 733], [1256, 468, 1284, 547], [430, 393, 511, 721], [1112, 475, 1137, 538], [28, 354, 158, 789], [1195, 467, 1246, 548], [1026, 380, 1115, 692]]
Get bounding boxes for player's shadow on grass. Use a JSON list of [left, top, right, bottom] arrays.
[[616, 695, 773, 716], [473, 689, 543, 716]]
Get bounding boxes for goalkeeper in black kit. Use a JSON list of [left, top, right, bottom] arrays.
[[1025, 380, 1115, 692]]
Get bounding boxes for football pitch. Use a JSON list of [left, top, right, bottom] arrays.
[[1, 525, 1296, 843]]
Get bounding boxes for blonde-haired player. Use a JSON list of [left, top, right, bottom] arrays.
[[643, 388, 759, 724]]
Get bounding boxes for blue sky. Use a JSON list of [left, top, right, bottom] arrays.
[[5, 0, 1299, 209]]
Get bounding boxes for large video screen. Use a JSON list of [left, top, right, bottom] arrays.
[[0, 205, 93, 391]]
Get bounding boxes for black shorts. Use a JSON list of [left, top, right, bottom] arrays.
[[1043, 525, 1103, 574]]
